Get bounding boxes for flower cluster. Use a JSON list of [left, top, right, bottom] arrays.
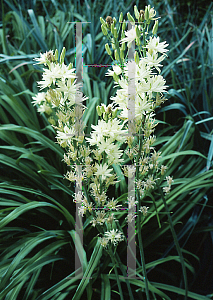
[[33, 5, 171, 248], [32, 48, 86, 128], [100, 229, 124, 247], [163, 176, 174, 195]]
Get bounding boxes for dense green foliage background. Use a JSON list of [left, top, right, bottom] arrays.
[[0, 0, 213, 299]]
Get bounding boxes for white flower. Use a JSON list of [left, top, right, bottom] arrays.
[[145, 5, 156, 21], [118, 92, 152, 120], [38, 70, 54, 89], [126, 212, 136, 223], [106, 198, 121, 210], [96, 139, 112, 153], [86, 119, 127, 146], [144, 175, 156, 190], [135, 93, 152, 117], [34, 50, 54, 65], [78, 205, 86, 217], [146, 36, 169, 54], [138, 58, 153, 78], [64, 170, 76, 182], [74, 191, 82, 203], [32, 92, 46, 106], [57, 79, 77, 104], [139, 206, 149, 216], [94, 139, 124, 165], [127, 196, 138, 209], [117, 77, 129, 89], [149, 7, 156, 19], [120, 27, 137, 47], [105, 143, 124, 164], [95, 211, 106, 225], [145, 52, 166, 72], [166, 176, 174, 186], [161, 165, 167, 175], [37, 103, 52, 114], [123, 61, 141, 81], [106, 64, 122, 76], [147, 75, 168, 96], [107, 213, 115, 224], [38, 63, 76, 89], [94, 163, 113, 180], [100, 237, 108, 247], [137, 74, 167, 98], [163, 186, 171, 195], [55, 63, 76, 81], [90, 219, 97, 227], [56, 125, 74, 146], [104, 229, 124, 246]]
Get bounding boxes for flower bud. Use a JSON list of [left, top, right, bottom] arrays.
[[113, 17, 117, 25], [68, 63, 73, 70], [48, 116, 56, 125], [101, 24, 108, 36], [120, 49, 124, 59], [55, 49, 58, 61], [119, 12, 123, 23], [103, 112, 107, 121], [144, 5, 156, 23], [59, 47, 66, 64], [134, 5, 139, 19], [105, 43, 112, 56], [121, 42, 125, 51], [135, 25, 141, 39], [100, 17, 106, 26], [101, 105, 105, 113], [114, 28, 118, 39], [113, 72, 119, 82], [111, 23, 114, 35], [112, 108, 118, 118], [136, 37, 140, 46], [114, 49, 119, 61], [127, 12, 135, 24], [122, 20, 126, 31], [152, 20, 158, 35], [96, 105, 102, 116], [134, 51, 139, 64], [145, 6, 149, 21]]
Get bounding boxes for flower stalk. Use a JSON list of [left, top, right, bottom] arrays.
[[32, 4, 170, 298]]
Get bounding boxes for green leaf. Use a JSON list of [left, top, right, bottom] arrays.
[[72, 239, 102, 300], [101, 274, 111, 300]]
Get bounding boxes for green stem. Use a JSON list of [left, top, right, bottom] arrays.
[[109, 248, 124, 300], [135, 128, 142, 178], [135, 127, 150, 299], [115, 252, 134, 300], [142, 24, 147, 58], [136, 190, 150, 300], [158, 186, 188, 300]]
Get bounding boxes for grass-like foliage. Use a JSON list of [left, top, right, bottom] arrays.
[[0, 0, 213, 299]]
